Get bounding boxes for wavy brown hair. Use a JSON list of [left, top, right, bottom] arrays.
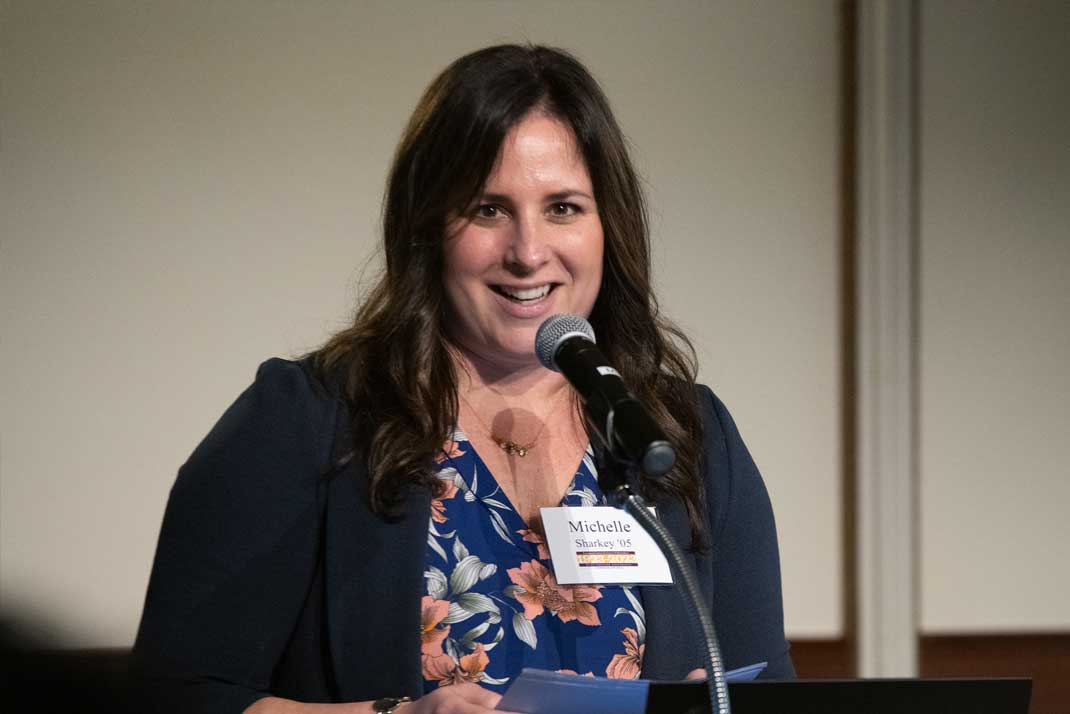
[[314, 45, 706, 547]]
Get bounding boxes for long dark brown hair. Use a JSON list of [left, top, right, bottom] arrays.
[[314, 44, 706, 547]]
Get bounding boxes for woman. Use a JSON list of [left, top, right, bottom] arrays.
[[133, 44, 793, 714]]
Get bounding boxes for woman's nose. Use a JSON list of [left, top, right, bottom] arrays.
[[504, 214, 549, 274]]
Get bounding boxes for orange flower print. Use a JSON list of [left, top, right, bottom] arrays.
[[605, 627, 644, 679], [506, 559, 603, 626], [423, 643, 490, 687], [556, 669, 595, 677], [420, 596, 450, 656], [430, 479, 458, 524], [516, 529, 550, 560]]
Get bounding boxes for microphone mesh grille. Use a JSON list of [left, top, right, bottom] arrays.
[[535, 314, 596, 372]]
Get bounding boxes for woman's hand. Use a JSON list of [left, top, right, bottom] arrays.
[[405, 683, 514, 714], [686, 668, 707, 681]]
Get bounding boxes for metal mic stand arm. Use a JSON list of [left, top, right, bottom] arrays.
[[601, 457, 732, 714]]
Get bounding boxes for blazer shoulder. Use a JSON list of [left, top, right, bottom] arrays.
[[692, 383, 765, 543], [694, 383, 752, 459], [171, 357, 341, 508], [694, 383, 735, 464]]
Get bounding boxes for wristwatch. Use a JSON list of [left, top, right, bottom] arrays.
[[372, 696, 412, 713]]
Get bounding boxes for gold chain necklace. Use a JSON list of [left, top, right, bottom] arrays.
[[459, 386, 569, 458]]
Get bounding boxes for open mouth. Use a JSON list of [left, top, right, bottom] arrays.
[[491, 283, 556, 303]]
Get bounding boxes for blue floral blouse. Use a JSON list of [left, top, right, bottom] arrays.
[[420, 428, 647, 693]]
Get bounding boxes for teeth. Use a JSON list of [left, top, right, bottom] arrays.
[[498, 284, 551, 301]]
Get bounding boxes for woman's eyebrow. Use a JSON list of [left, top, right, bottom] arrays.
[[478, 192, 514, 204], [545, 190, 594, 202], [478, 189, 594, 203]]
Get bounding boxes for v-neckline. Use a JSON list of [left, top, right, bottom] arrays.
[[448, 428, 598, 538]]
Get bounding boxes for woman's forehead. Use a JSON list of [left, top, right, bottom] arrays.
[[481, 115, 591, 195]]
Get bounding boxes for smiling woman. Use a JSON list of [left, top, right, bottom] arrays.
[[442, 113, 604, 371], [313, 44, 710, 549], [132, 44, 794, 714]]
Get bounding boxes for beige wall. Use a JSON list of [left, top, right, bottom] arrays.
[[0, 0, 842, 646], [918, 0, 1070, 632]]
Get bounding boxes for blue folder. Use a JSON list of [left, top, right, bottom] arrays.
[[497, 662, 767, 714]]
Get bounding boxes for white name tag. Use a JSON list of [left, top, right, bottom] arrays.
[[540, 506, 674, 585]]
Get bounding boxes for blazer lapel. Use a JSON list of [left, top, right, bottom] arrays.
[[324, 463, 430, 701], [637, 495, 703, 680]]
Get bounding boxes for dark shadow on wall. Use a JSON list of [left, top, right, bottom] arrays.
[[0, 615, 132, 714]]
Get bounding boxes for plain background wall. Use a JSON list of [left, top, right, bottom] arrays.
[[1, 0, 842, 646], [918, 0, 1070, 632]]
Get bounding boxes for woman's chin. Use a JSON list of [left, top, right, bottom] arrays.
[[451, 335, 544, 374], [485, 344, 543, 371]]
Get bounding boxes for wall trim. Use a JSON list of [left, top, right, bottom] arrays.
[[792, 634, 1067, 714], [921, 634, 1070, 714], [855, 0, 919, 677], [837, 0, 859, 676], [790, 638, 854, 679]]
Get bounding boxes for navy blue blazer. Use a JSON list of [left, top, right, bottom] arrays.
[[133, 358, 793, 713]]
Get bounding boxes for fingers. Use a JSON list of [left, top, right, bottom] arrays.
[[686, 668, 708, 680], [411, 682, 513, 714], [457, 683, 519, 713], [452, 682, 502, 708]]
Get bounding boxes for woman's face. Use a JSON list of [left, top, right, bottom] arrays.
[[442, 113, 604, 370]]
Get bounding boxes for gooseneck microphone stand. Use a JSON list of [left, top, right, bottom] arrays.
[[598, 455, 732, 714]]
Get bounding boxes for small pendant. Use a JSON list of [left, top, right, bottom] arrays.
[[494, 437, 531, 457]]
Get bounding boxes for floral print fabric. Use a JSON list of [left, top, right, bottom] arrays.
[[421, 429, 647, 693]]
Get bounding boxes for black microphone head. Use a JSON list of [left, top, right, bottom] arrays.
[[535, 314, 595, 372]]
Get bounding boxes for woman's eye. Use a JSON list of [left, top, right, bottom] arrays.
[[550, 202, 578, 216], [476, 204, 502, 219]]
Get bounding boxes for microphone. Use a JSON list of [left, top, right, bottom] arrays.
[[535, 314, 676, 478]]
